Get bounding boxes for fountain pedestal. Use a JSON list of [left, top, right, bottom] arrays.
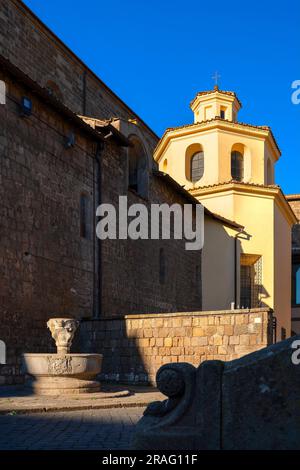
[[22, 318, 102, 395]]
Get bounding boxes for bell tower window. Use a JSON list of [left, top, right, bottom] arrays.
[[190, 151, 204, 183], [220, 106, 227, 119], [231, 150, 244, 182]]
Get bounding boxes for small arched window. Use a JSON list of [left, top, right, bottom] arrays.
[[128, 136, 148, 198], [0, 340, 6, 365], [45, 80, 63, 102], [231, 151, 244, 182], [190, 151, 204, 182]]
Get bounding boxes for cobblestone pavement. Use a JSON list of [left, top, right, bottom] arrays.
[[0, 407, 145, 450]]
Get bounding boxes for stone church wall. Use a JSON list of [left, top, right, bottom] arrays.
[[79, 308, 274, 384], [0, 0, 158, 154], [100, 139, 203, 317], [0, 70, 98, 384], [0, 65, 202, 384]]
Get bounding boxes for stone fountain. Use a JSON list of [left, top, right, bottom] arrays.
[[22, 318, 102, 395]]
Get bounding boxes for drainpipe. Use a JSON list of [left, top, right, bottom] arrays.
[[234, 230, 243, 309], [82, 70, 87, 116], [93, 141, 104, 318]]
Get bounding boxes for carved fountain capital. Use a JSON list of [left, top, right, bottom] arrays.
[[47, 318, 80, 354]]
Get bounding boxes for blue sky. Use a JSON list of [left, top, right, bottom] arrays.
[[23, 0, 300, 194]]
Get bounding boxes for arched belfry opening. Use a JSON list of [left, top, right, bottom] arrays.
[[128, 135, 149, 198], [185, 143, 204, 183], [231, 143, 245, 182]]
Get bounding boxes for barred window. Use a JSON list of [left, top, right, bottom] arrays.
[[240, 255, 262, 309], [190, 151, 204, 182], [292, 261, 300, 306]]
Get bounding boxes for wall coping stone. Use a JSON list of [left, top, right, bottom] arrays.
[[82, 308, 272, 323]]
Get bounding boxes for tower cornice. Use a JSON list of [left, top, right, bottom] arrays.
[[154, 118, 281, 162], [189, 182, 297, 226]]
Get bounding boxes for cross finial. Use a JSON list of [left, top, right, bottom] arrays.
[[212, 71, 221, 89]]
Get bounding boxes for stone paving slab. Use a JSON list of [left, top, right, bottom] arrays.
[[0, 384, 163, 414], [0, 407, 144, 450]]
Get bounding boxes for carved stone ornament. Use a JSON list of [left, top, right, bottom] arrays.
[[47, 356, 73, 375], [133, 336, 300, 450], [47, 318, 79, 354]]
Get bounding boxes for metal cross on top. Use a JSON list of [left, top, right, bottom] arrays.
[[212, 71, 221, 88]]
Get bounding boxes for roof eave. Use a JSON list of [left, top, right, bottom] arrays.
[[154, 118, 281, 161], [153, 170, 244, 231], [0, 54, 105, 144]]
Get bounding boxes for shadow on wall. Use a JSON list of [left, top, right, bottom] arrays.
[[77, 319, 149, 384]]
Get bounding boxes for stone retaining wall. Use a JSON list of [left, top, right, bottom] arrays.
[[80, 308, 274, 384], [0, 364, 23, 386]]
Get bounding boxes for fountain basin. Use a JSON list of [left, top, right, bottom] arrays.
[[22, 353, 103, 395]]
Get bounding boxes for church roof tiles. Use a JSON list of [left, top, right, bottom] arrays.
[[156, 117, 280, 155], [190, 88, 242, 108], [190, 180, 280, 191]]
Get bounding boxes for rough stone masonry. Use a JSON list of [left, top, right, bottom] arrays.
[[133, 335, 300, 450]]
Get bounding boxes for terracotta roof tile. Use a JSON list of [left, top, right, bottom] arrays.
[[165, 118, 271, 134], [190, 88, 242, 108], [286, 194, 300, 201], [156, 117, 281, 155], [190, 180, 280, 191]]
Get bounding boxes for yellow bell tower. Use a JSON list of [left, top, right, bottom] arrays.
[[191, 85, 241, 123], [154, 88, 297, 340], [156, 88, 279, 190]]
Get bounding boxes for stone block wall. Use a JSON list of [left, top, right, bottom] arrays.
[[0, 68, 98, 379], [0, 63, 202, 384], [0, 365, 23, 386], [0, 0, 158, 153], [100, 142, 203, 316], [79, 308, 274, 384]]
